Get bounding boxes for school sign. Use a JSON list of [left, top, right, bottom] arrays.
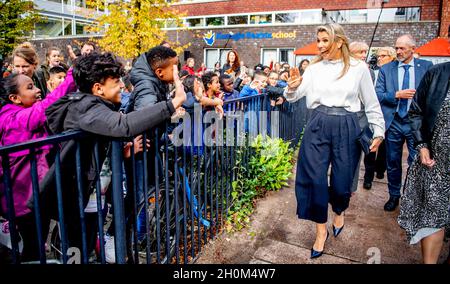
[[203, 30, 297, 46], [216, 31, 297, 41]]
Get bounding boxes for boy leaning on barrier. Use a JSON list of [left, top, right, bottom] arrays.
[[39, 52, 186, 262]]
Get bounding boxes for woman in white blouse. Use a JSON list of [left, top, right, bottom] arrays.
[[285, 23, 385, 259]]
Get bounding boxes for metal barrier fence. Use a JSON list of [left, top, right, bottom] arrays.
[[0, 94, 306, 264]]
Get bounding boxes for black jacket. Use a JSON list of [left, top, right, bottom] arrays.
[[33, 69, 48, 97], [46, 92, 175, 137], [36, 93, 175, 214], [128, 52, 169, 112], [409, 62, 450, 151]]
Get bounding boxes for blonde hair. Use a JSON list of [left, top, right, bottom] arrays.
[[377, 46, 396, 59], [349, 41, 369, 54], [13, 42, 39, 66], [312, 23, 351, 79]]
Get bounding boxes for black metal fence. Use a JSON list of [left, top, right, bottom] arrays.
[[0, 95, 307, 264]]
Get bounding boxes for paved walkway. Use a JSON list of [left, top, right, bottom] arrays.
[[196, 151, 449, 264]]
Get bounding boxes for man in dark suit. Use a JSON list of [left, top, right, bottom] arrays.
[[375, 35, 433, 211]]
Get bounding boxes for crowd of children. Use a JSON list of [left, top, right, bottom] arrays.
[[0, 40, 297, 264]]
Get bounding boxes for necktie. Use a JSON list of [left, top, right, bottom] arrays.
[[398, 65, 410, 118]]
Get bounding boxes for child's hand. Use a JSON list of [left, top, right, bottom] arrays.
[[215, 98, 223, 106], [250, 80, 264, 91], [215, 105, 224, 120], [193, 79, 205, 102], [123, 135, 150, 158], [239, 66, 247, 79], [171, 65, 187, 109], [275, 97, 284, 105], [67, 45, 77, 60], [171, 107, 186, 120]]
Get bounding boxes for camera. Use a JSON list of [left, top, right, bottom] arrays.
[[368, 54, 378, 70]]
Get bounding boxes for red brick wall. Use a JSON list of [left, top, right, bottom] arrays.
[[440, 0, 450, 37], [172, 0, 441, 21], [167, 22, 439, 68]]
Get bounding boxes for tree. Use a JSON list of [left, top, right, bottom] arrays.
[[86, 0, 189, 60], [0, 0, 40, 58]]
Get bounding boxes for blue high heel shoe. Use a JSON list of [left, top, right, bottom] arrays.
[[333, 224, 344, 238], [310, 231, 329, 259], [333, 213, 345, 237]]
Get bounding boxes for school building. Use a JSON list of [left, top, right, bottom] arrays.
[[165, 0, 450, 69]]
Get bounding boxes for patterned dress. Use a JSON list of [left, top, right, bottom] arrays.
[[398, 90, 450, 244]]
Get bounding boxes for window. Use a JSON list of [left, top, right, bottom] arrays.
[[63, 18, 72, 36], [261, 48, 294, 67], [275, 13, 300, 24], [250, 14, 272, 24], [76, 21, 95, 35], [75, 0, 84, 7], [299, 10, 323, 24], [76, 21, 86, 35], [155, 20, 166, 29], [405, 7, 420, 21], [261, 49, 277, 66], [280, 49, 294, 63], [35, 17, 63, 38], [228, 15, 248, 25], [204, 48, 232, 70], [206, 17, 225, 26], [395, 8, 406, 15], [328, 10, 367, 23], [161, 6, 421, 31], [166, 19, 182, 28], [348, 10, 368, 23], [186, 18, 205, 27], [327, 7, 420, 23]]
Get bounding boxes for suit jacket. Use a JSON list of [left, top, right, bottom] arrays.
[[375, 58, 433, 130], [409, 62, 450, 152]]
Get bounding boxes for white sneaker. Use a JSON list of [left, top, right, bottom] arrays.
[[104, 234, 115, 264], [0, 221, 23, 253]]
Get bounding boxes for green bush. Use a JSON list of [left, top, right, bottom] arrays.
[[226, 135, 295, 231]]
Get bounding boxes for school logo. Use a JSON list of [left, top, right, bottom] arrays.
[[203, 31, 216, 46]]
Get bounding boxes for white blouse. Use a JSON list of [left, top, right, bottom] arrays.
[[284, 58, 385, 138]]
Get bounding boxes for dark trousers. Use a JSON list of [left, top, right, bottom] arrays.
[[363, 140, 386, 183], [385, 114, 416, 198], [15, 212, 50, 262], [295, 107, 361, 224]]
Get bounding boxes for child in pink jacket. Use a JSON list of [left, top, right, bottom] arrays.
[[0, 69, 76, 261]]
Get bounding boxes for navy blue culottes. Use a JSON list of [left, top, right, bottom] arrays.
[[295, 106, 361, 223]]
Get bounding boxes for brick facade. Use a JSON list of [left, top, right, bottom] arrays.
[[440, 0, 450, 38], [167, 22, 440, 69], [172, 0, 441, 21], [29, 0, 445, 66]]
